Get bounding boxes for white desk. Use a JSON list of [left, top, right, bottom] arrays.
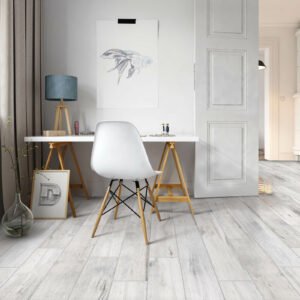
[[24, 135, 199, 143], [24, 135, 199, 217]]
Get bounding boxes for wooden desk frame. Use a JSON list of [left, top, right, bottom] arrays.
[[25, 135, 198, 217]]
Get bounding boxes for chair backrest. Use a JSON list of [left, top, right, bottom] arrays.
[[91, 121, 156, 180]]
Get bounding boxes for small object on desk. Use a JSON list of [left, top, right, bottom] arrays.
[[162, 123, 165, 135], [149, 133, 176, 137], [166, 123, 170, 135], [79, 131, 95, 135], [74, 121, 79, 135], [43, 130, 66, 137]]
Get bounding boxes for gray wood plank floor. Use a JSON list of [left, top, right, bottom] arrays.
[[1, 161, 300, 299]]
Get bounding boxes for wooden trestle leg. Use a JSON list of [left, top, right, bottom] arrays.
[[152, 142, 195, 215]]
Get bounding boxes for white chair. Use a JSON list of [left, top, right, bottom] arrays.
[[91, 121, 161, 244]]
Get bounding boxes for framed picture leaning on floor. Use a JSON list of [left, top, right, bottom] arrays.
[[30, 170, 70, 219]]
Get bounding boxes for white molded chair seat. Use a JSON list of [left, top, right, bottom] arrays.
[[91, 121, 159, 180]]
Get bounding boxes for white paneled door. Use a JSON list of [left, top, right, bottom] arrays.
[[194, 0, 259, 197]]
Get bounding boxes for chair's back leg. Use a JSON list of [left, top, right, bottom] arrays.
[[136, 181, 149, 245], [114, 180, 123, 219]]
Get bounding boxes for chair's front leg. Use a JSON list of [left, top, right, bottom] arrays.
[[136, 181, 149, 245], [91, 182, 112, 238]]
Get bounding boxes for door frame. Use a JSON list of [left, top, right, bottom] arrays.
[[259, 37, 280, 160]]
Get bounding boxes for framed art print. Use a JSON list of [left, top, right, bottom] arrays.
[[31, 170, 70, 219], [96, 19, 158, 109]]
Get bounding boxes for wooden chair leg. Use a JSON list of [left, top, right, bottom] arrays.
[[136, 182, 148, 245], [91, 185, 111, 238], [114, 180, 122, 220], [147, 183, 161, 221]]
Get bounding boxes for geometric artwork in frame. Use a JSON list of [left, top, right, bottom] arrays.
[[96, 19, 158, 109], [30, 170, 70, 219]]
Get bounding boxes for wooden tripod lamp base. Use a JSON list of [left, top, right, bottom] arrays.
[[54, 100, 72, 135]]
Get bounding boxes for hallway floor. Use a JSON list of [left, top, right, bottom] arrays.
[[1, 161, 300, 299]]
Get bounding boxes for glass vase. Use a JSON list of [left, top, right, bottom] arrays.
[[1, 192, 34, 237]]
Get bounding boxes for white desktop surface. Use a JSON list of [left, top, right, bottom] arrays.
[[24, 135, 199, 143]]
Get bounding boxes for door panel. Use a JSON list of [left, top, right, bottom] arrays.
[[194, 0, 258, 197]]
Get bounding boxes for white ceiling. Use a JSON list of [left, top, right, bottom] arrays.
[[260, 0, 300, 26]]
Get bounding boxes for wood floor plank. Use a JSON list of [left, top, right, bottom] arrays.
[[220, 281, 263, 300], [30, 259, 85, 299], [114, 230, 148, 281], [0, 268, 15, 288], [147, 258, 186, 300], [0, 248, 62, 299], [281, 267, 300, 295], [243, 197, 300, 248], [292, 248, 300, 257], [41, 198, 99, 250], [0, 220, 60, 268], [113, 200, 150, 281], [69, 257, 117, 300], [207, 199, 246, 240], [229, 238, 300, 299], [108, 281, 147, 300], [173, 212, 224, 300], [226, 198, 300, 267], [40, 216, 86, 249], [90, 214, 128, 258], [194, 201, 250, 281], [260, 195, 300, 226], [149, 208, 177, 258], [31, 220, 98, 299], [60, 221, 98, 262]]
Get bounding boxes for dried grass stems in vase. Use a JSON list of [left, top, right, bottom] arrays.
[[1, 117, 37, 237]]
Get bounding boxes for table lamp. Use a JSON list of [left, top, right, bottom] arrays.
[[45, 75, 77, 135]]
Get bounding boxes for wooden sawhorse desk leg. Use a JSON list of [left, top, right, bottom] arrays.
[[44, 142, 90, 217], [152, 142, 195, 215]]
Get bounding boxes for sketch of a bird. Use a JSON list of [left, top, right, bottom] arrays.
[[101, 49, 152, 84]]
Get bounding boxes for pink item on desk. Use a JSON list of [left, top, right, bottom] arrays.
[[74, 121, 79, 135]]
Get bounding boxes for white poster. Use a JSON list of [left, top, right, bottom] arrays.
[[97, 19, 158, 109]]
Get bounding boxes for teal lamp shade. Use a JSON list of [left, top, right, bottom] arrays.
[[45, 75, 77, 101]]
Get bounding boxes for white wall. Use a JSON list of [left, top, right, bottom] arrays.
[[42, 0, 195, 196], [260, 27, 297, 160]]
